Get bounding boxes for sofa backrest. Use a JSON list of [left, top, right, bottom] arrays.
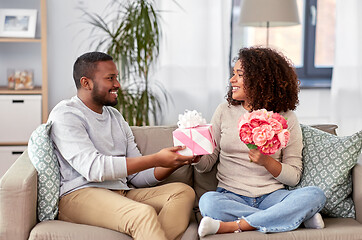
[[309, 124, 338, 135]]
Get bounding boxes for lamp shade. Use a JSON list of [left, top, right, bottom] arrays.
[[239, 0, 300, 27]]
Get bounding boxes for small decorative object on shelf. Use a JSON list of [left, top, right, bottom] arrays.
[[7, 68, 15, 89], [7, 68, 34, 90], [0, 9, 37, 38]]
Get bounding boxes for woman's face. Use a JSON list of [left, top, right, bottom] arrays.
[[230, 60, 247, 102]]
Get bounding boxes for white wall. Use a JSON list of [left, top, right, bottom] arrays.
[[47, 0, 112, 110], [45, 0, 337, 129], [153, 0, 230, 124], [296, 89, 334, 125], [46, 0, 230, 125]]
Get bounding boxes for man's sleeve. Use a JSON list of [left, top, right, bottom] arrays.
[[119, 117, 160, 187]]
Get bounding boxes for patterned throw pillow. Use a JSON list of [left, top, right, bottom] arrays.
[[290, 124, 362, 218], [28, 121, 60, 221]]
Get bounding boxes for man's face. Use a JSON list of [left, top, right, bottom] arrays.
[[91, 60, 120, 107]]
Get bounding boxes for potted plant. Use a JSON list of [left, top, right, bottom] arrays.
[[82, 0, 170, 126]]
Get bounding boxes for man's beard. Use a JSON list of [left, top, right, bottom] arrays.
[[92, 84, 118, 107]]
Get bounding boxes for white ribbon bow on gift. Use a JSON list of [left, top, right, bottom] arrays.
[[177, 110, 207, 129]]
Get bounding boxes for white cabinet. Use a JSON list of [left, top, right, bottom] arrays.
[[0, 95, 41, 143], [0, 146, 27, 178], [0, 0, 47, 177], [0, 0, 48, 144]]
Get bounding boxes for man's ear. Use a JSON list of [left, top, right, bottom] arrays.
[[80, 77, 93, 90]]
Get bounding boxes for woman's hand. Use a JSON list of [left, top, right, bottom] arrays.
[[191, 155, 202, 164], [249, 149, 271, 166], [249, 149, 282, 177]]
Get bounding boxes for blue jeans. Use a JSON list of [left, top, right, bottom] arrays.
[[199, 186, 326, 233]]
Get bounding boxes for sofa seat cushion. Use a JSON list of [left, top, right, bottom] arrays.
[[201, 218, 362, 239], [29, 220, 199, 240], [29, 220, 131, 240]]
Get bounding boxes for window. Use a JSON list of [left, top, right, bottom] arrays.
[[231, 0, 336, 88]]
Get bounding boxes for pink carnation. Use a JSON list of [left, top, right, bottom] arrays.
[[258, 135, 281, 155], [252, 124, 274, 146], [278, 129, 290, 148], [272, 113, 288, 129], [268, 118, 283, 133], [239, 124, 253, 144], [249, 118, 268, 128], [238, 115, 250, 129], [238, 109, 290, 155], [249, 109, 269, 122]]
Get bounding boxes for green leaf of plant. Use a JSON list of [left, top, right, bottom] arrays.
[[246, 143, 258, 150], [81, 0, 176, 126]]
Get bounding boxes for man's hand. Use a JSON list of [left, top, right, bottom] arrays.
[[155, 146, 194, 168], [153, 146, 195, 180], [126, 146, 193, 177]]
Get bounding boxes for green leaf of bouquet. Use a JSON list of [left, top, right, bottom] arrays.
[[246, 144, 258, 150]]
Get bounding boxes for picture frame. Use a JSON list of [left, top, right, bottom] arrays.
[[0, 9, 37, 38]]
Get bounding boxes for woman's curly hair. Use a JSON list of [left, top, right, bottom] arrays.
[[227, 47, 300, 113]]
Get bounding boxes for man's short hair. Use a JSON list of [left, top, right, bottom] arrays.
[[73, 52, 113, 89]]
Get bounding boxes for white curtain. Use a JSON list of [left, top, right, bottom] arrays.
[[153, 0, 232, 125], [331, 0, 362, 136]]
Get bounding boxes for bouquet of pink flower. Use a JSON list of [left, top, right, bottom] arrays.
[[238, 109, 290, 155]]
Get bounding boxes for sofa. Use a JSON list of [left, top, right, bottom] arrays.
[[1, 124, 362, 240]]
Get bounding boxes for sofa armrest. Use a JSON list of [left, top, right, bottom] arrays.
[[0, 149, 37, 240], [353, 159, 362, 223]]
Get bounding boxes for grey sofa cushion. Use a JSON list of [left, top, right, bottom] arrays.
[[291, 125, 362, 218], [131, 125, 177, 154], [28, 122, 60, 221]]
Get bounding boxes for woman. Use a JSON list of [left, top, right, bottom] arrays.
[[194, 47, 326, 237]]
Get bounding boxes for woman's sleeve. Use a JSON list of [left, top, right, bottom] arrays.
[[274, 112, 303, 186]]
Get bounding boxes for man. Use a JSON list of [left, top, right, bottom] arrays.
[[48, 52, 195, 240]]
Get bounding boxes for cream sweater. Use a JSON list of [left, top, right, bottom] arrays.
[[195, 103, 303, 197]]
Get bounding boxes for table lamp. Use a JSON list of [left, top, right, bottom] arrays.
[[239, 0, 300, 46]]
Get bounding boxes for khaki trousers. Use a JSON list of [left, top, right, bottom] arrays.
[[58, 182, 195, 240]]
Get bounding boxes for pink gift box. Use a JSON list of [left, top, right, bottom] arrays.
[[172, 124, 216, 156]]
